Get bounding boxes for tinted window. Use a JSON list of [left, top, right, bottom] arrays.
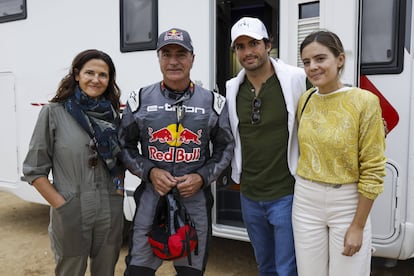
[[299, 1, 319, 19], [361, 0, 405, 74], [120, 0, 158, 52], [0, 0, 26, 23]]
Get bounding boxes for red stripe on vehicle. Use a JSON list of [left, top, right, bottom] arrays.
[[360, 75, 399, 132]]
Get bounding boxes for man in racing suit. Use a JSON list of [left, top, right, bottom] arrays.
[[119, 28, 234, 276]]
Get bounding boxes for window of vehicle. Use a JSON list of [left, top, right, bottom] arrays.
[[120, 0, 158, 52], [299, 1, 319, 19], [0, 0, 26, 23], [361, 0, 405, 74]]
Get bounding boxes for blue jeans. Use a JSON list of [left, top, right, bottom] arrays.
[[240, 193, 297, 276]]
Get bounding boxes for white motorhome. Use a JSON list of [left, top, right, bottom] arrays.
[[0, 0, 413, 261]]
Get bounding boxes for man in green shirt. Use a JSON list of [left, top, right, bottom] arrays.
[[225, 17, 308, 276]]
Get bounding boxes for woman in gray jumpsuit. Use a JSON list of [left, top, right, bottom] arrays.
[[23, 49, 124, 276]]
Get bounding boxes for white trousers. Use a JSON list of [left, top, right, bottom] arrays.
[[292, 177, 372, 276]]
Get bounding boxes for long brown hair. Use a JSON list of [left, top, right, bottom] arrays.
[[50, 49, 121, 111]]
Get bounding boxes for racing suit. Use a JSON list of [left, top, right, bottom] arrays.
[[119, 81, 234, 275]]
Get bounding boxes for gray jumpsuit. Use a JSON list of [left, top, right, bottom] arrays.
[[119, 82, 234, 274], [23, 103, 123, 276]]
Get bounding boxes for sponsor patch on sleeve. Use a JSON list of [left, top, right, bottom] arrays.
[[127, 89, 141, 112], [213, 92, 226, 115]]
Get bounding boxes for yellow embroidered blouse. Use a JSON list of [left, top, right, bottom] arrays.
[[297, 87, 386, 200]]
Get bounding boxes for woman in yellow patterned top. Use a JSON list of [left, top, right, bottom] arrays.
[[292, 31, 386, 276]]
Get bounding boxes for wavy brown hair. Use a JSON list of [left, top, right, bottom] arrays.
[[50, 49, 121, 111]]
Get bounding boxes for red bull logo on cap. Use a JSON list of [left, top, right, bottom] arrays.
[[164, 29, 184, 42], [148, 124, 202, 163]]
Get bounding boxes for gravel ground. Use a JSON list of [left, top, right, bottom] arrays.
[[0, 191, 413, 275]]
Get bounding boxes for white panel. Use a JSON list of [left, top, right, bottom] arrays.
[[319, 0, 359, 86], [0, 72, 18, 183], [371, 163, 399, 240]]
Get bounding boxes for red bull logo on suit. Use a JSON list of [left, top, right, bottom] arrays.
[[148, 125, 202, 162]]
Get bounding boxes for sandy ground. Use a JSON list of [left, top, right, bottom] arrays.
[[0, 191, 257, 276], [1, 191, 413, 276]]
